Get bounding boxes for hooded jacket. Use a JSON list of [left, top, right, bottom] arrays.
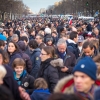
[[38, 58, 64, 93], [54, 75, 100, 100]]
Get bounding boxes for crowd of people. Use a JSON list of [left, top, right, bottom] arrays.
[[0, 17, 100, 100]]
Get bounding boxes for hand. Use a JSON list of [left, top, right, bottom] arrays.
[[19, 87, 31, 100], [61, 66, 68, 72]]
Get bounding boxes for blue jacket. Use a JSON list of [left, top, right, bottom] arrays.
[[30, 89, 50, 100], [29, 48, 41, 78]]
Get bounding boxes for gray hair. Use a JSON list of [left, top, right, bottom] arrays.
[[57, 38, 67, 47], [11, 34, 19, 40]]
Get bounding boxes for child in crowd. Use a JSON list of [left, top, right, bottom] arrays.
[[12, 58, 34, 95], [30, 78, 51, 100]]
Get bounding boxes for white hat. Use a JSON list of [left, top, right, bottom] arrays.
[[44, 28, 51, 34]]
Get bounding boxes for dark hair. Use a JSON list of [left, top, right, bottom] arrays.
[[0, 40, 5, 47], [83, 41, 94, 50], [69, 31, 78, 40], [0, 85, 14, 100], [42, 46, 55, 58], [28, 28, 35, 35], [28, 39, 38, 49], [12, 58, 25, 69], [0, 49, 9, 64], [48, 93, 80, 100], [20, 36, 28, 42], [7, 41, 20, 54], [3, 30, 9, 35], [34, 78, 48, 89]]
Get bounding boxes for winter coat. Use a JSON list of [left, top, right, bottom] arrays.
[[54, 75, 100, 100], [56, 49, 76, 79], [29, 48, 41, 78], [3, 64, 22, 100], [38, 58, 59, 93], [30, 89, 50, 100], [67, 39, 80, 59], [8, 52, 22, 67], [14, 70, 34, 94]]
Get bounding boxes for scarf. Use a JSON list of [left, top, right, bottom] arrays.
[[74, 86, 94, 100], [57, 50, 66, 60]]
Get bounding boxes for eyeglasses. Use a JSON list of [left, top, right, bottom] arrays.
[[41, 53, 48, 55]]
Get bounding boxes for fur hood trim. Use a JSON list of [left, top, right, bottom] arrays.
[[50, 58, 64, 67], [54, 75, 74, 94]]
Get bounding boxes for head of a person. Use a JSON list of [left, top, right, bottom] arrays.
[[20, 36, 28, 46], [7, 41, 19, 54], [45, 37, 53, 46], [35, 34, 44, 44], [0, 40, 5, 50], [12, 58, 25, 75], [0, 65, 7, 84], [40, 46, 55, 62], [73, 57, 97, 93], [28, 39, 38, 51], [51, 31, 57, 37], [69, 31, 78, 43], [34, 78, 48, 89], [28, 28, 35, 36], [57, 38, 67, 53], [48, 93, 80, 100], [93, 27, 99, 35], [0, 49, 9, 65], [38, 30, 45, 36], [82, 41, 94, 56], [11, 34, 19, 43], [2, 30, 9, 38]]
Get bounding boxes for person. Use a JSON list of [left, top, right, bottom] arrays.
[[35, 34, 46, 49], [17, 41, 32, 73], [56, 38, 76, 79], [38, 46, 59, 92], [30, 78, 51, 100], [0, 49, 30, 100], [0, 40, 5, 50], [28, 39, 41, 78], [94, 87, 100, 100], [48, 93, 80, 100], [54, 56, 100, 100], [67, 31, 80, 59], [12, 58, 34, 94], [7, 41, 22, 67], [11, 34, 19, 43]]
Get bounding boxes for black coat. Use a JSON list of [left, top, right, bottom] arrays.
[[38, 58, 59, 93], [3, 64, 22, 100], [57, 49, 76, 79]]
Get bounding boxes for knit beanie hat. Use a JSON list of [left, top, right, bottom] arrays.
[[73, 56, 97, 80]]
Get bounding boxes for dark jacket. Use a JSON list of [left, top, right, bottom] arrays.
[[30, 89, 50, 100], [57, 49, 76, 79], [67, 39, 80, 59], [8, 52, 22, 67], [3, 64, 22, 100], [14, 70, 34, 94], [29, 48, 41, 78], [38, 58, 59, 93]]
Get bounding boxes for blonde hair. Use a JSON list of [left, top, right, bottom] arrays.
[[0, 65, 6, 79], [34, 78, 48, 89]]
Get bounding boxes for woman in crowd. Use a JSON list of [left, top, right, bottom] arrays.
[[7, 41, 21, 67], [38, 46, 59, 92]]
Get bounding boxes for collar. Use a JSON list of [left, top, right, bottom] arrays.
[[67, 39, 76, 44]]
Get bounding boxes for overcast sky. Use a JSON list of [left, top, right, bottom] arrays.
[[23, 0, 60, 13]]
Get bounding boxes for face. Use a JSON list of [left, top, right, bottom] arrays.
[[57, 44, 66, 53], [74, 34, 78, 43], [47, 40, 53, 46], [0, 54, 3, 65], [35, 36, 42, 44], [31, 31, 35, 36], [83, 46, 94, 56], [40, 49, 50, 62], [14, 65, 24, 75], [8, 43, 16, 53], [74, 72, 94, 93], [3, 31, 8, 38], [12, 38, 18, 43]]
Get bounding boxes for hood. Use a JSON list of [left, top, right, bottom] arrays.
[[54, 75, 74, 94], [17, 41, 26, 51], [67, 39, 76, 44], [50, 58, 64, 68], [33, 48, 41, 52]]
